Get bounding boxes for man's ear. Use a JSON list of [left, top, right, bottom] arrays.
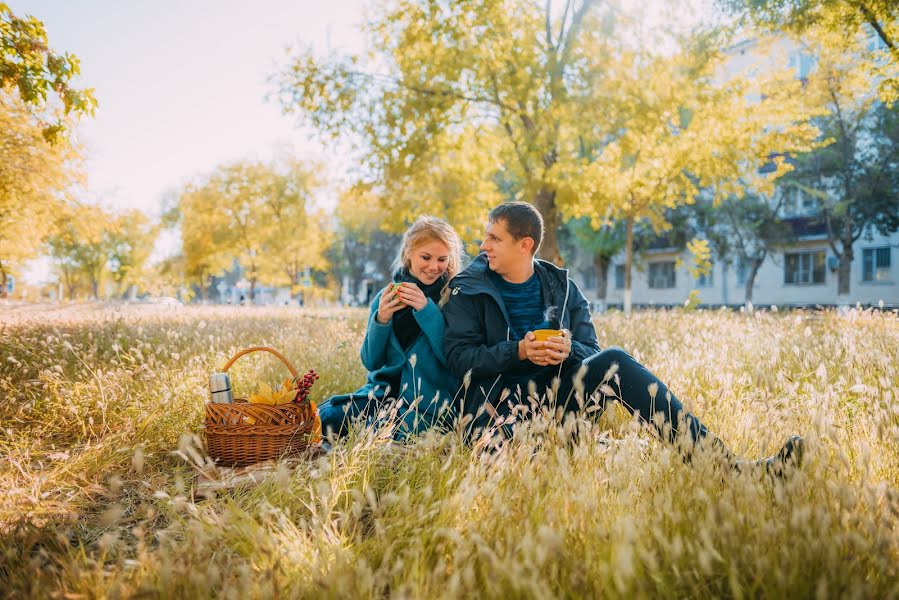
[[520, 236, 535, 255]]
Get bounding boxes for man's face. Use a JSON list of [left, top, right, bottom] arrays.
[[480, 219, 531, 276]]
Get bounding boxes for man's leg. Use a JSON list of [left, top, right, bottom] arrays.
[[557, 346, 715, 449]]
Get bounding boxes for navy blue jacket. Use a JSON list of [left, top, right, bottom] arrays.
[[442, 254, 600, 429]]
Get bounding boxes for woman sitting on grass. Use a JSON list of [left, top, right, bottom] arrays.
[[318, 216, 464, 441]]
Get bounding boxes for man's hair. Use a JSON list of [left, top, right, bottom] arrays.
[[488, 201, 544, 254]]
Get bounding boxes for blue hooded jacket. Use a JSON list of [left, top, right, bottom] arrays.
[[319, 288, 461, 437]]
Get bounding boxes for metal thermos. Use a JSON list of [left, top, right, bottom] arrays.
[[209, 372, 234, 404]]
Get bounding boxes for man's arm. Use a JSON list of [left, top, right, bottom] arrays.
[[443, 292, 522, 379], [564, 281, 601, 365]]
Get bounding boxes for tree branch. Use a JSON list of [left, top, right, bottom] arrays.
[[856, 2, 894, 50]]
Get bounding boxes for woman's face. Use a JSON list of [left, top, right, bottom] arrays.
[[407, 239, 451, 285]]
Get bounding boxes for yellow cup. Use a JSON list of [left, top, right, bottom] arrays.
[[533, 329, 563, 343], [389, 282, 405, 304]]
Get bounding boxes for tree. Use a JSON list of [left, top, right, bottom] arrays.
[[107, 209, 157, 297], [251, 158, 332, 299], [1, 3, 96, 141], [719, 0, 898, 104], [564, 218, 626, 306], [329, 185, 402, 304], [790, 74, 899, 299], [47, 203, 114, 300], [275, 0, 621, 264], [168, 159, 330, 301], [692, 191, 795, 305], [0, 94, 82, 297], [561, 26, 823, 312]]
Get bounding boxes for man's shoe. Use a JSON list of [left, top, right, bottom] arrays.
[[734, 435, 805, 478], [762, 435, 804, 477]]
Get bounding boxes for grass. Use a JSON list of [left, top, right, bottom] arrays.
[[1, 303, 897, 598]]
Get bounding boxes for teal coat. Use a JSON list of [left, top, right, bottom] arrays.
[[319, 289, 460, 438]]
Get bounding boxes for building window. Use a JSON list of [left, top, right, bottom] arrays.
[[614, 265, 625, 289], [649, 261, 676, 289], [696, 263, 714, 287], [862, 247, 891, 282], [785, 251, 825, 285], [789, 50, 815, 79]]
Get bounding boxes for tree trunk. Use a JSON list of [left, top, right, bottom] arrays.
[[533, 187, 563, 265], [91, 278, 100, 300], [624, 216, 634, 314], [837, 220, 854, 300], [594, 253, 610, 302], [837, 252, 852, 298], [745, 256, 764, 306], [249, 278, 257, 302], [0, 261, 7, 299]]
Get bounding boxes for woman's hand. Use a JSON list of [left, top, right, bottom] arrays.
[[376, 284, 405, 324], [395, 282, 428, 311]]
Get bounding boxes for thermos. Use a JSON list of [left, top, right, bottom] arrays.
[[209, 373, 234, 404]]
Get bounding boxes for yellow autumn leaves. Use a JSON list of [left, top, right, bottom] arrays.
[[248, 379, 297, 406]]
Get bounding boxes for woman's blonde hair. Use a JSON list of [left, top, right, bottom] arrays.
[[395, 216, 464, 301]]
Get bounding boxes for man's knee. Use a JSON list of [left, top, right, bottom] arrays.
[[583, 346, 632, 373]]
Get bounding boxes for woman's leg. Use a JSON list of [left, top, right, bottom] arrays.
[[318, 395, 377, 440]]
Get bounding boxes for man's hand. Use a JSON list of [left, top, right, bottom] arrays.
[[541, 329, 572, 365], [518, 330, 572, 366]]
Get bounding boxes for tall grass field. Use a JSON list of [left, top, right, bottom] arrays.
[[1, 304, 898, 598]]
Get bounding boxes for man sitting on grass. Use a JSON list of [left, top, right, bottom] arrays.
[[442, 201, 803, 475]]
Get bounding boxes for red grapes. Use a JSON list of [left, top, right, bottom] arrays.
[[294, 369, 319, 403]]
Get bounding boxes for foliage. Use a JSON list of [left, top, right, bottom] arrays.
[[46, 203, 155, 300], [719, 0, 898, 104], [0, 93, 81, 296], [329, 186, 403, 300], [559, 20, 823, 312], [1, 305, 898, 597], [690, 191, 796, 304], [788, 30, 899, 297], [0, 2, 97, 141], [275, 0, 622, 263], [166, 159, 330, 301]]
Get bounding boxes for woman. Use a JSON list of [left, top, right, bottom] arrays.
[[319, 216, 464, 441]]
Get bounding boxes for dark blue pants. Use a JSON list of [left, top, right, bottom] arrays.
[[557, 347, 711, 444], [485, 347, 715, 451]]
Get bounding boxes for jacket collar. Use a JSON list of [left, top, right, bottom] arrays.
[[452, 253, 569, 293]]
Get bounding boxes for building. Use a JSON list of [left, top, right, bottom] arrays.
[[575, 31, 898, 310]]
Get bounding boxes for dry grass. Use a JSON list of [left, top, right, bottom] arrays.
[[1, 303, 897, 598]]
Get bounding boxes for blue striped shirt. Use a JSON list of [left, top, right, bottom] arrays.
[[490, 270, 549, 341]]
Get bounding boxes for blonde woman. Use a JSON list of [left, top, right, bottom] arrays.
[[319, 216, 464, 441]]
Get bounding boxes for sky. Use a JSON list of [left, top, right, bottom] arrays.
[[15, 0, 365, 281]]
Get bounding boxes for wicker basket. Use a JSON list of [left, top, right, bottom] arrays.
[[204, 346, 320, 467]]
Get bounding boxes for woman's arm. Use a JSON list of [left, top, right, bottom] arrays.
[[360, 291, 393, 371]]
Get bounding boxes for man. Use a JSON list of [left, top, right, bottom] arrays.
[[442, 201, 802, 473]]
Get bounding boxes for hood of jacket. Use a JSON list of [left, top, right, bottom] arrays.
[[450, 254, 573, 329]]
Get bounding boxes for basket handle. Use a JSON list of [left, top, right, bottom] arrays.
[[222, 346, 299, 380]]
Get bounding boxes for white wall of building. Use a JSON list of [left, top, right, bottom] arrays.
[[594, 229, 898, 308]]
